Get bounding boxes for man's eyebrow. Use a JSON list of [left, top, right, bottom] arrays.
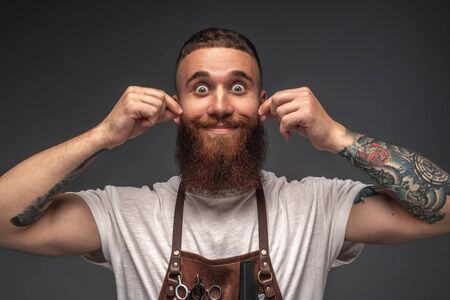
[[230, 70, 254, 85], [185, 70, 255, 87], [185, 71, 210, 87]]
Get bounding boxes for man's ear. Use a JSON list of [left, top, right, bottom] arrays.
[[172, 94, 181, 125], [259, 90, 268, 104]]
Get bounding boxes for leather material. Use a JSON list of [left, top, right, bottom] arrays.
[[158, 178, 283, 299]]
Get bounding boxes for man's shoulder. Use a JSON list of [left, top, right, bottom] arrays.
[[75, 175, 181, 203], [261, 170, 367, 200], [105, 175, 181, 194], [261, 169, 327, 189], [262, 170, 363, 186]]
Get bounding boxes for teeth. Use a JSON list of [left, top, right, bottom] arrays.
[[202, 124, 238, 129], [210, 125, 235, 128]]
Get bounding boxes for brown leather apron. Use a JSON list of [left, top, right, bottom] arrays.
[[158, 179, 283, 299]]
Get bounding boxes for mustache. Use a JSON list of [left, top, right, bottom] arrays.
[[184, 114, 254, 128]]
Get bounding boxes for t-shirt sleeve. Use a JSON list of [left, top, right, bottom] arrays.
[[320, 177, 369, 268], [68, 186, 121, 270]]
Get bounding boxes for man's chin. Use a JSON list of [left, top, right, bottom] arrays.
[[199, 131, 243, 156]]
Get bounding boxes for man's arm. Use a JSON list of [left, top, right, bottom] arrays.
[[0, 128, 106, 254], [258, 86, 450, 243], [337, 129, 450, 243], [0, 86, 182, 256]]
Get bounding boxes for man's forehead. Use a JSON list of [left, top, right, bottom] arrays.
[[178, 47, 259, 79]]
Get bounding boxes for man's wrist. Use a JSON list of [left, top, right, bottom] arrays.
[[326, 123, 355, 153], [86, 125, 117, 150]]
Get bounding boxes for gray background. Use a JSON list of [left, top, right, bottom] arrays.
[[0, 0, 449, 299]]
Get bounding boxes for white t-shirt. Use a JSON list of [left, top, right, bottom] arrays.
[[73, 170, 367, 300]]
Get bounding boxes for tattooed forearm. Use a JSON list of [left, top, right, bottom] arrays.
[[339, 129, 450, 224], [10, 148, 106, 227]]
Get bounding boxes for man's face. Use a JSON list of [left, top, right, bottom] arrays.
[[174, 47, 268, 194], [175, 47, 266, 130]]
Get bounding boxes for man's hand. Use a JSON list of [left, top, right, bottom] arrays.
[[258, 87, 351, 152], [97, 86, 183, 149]]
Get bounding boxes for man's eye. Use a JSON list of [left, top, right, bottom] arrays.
[[194, 85, 209, 94], [231, 83, 245, 93]]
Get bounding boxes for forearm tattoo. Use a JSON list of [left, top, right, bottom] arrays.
[[10, 149, 106, 227], [339, 129, 450, 224]]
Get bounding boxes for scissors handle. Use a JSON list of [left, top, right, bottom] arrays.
[[207, 284, 222, 300], [175, 274, 189, 300]]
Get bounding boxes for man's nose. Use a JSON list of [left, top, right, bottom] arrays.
[[207, 88, 234, 118]]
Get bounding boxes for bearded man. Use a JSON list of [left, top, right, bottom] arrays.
[[0, 28, 449, 300]]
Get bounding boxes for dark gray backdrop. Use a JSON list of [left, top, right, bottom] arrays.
[[1, 0, 449, 299]]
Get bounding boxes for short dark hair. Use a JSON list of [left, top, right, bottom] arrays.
[[175, 27, 263, 93]]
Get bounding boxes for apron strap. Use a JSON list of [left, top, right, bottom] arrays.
[[168, 180, 185, 276], [171, 180, 185, 254], [256, 181, 276, 298], [256, 182, 269, 252]]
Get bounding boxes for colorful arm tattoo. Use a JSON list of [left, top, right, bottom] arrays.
[[339, 129, 450, 224], [10, 148, 106, 227]]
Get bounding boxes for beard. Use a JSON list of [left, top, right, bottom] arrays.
[[175, 113, 267, 196]]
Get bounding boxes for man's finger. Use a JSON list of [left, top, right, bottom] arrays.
[[271, 93, 295, 106], [132, 86, 165, 96], [158, 109, 179, 123], [279, 125, 291, 141], [258, 98, 272, 116], [275, 101, 299, 118], [294, 126, 307, 137], [279, 111, 305, 141], [133, 87, 182, 115], [164, 94, 183, 115]]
